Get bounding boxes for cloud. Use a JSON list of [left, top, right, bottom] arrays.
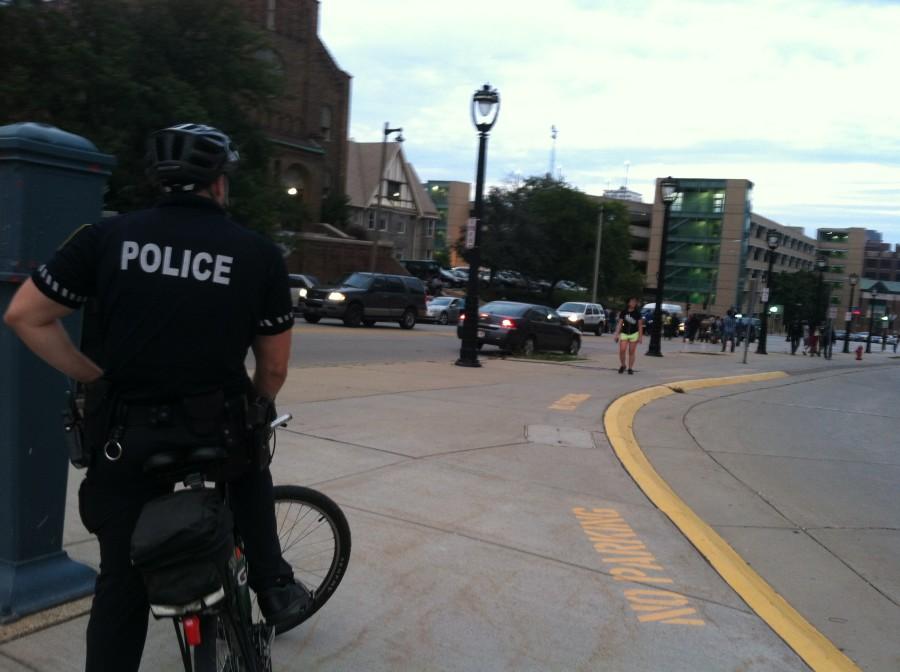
[[320, 0, 900, 242]]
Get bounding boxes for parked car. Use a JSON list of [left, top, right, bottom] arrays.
[[302, 272, 426, 329], [554, 280, 588, 293], [439, 268, 465, 288], [457, 301, 581, 355], [426, 296, 465, 324], [556, 301, 606, 335], [288, 273, 318, 314], [399, 259, 441, 281]]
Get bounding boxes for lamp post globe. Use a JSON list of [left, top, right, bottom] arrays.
[[646, 176, 679, 357], [457, 84, 500, 367], [471, 84, 500, 133], [757, 231, 781, 354], [843, 272, 858, 353]]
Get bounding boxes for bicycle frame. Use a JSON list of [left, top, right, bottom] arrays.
[[154, 413, 295, 671]]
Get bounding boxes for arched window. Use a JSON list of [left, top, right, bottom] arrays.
[[266, 0, 276, 30], [320, 106, 333, 142]]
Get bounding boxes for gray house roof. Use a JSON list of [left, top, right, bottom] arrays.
[[346, 141, 438, 218]]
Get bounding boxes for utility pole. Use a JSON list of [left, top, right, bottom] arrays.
[[368, 122, 403, 273], [591, 202, 604, 305]]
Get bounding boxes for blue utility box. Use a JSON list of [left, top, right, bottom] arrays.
[[0, 122, 115, 622]]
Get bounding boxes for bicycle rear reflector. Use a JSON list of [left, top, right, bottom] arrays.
[[183, 616, 202, 647]]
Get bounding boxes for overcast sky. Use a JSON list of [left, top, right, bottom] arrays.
[[319, 0, 900, 244]]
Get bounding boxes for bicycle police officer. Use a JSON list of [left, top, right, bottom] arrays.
[[4, 123, 309, 671]]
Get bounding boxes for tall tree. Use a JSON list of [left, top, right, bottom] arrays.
[[0, 0, 299, 234], [464, 175, 639, 304], [770, 270, 831, 325]]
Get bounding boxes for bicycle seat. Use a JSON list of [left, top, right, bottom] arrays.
[[143, 446, 228, 479]]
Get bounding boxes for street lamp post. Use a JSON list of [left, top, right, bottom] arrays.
[[456, 84, 500, 368], [815, 256, 827, 354], [646, 177, 680, 357], [866, 289, 878, 354], [368, 123, 404, 273], [842, 272, 858, 353], [756, 231, 781, 354]]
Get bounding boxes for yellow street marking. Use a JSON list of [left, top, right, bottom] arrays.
[[573, 507, 705, 626], [604, 372, 862, 671], [549, 393, 591, 411]]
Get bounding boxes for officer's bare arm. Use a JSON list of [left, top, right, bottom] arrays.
[[251, 330, 291, 400], [3, 279, 104, 384]]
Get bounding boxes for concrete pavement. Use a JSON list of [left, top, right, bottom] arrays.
[[634, 365, 900, 671], [1, 339, 896, 671]]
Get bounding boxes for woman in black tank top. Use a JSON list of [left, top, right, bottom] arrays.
[[614, 297, 644, 374]]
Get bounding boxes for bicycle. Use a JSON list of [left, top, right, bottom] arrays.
[[131, 413, 351, 672]]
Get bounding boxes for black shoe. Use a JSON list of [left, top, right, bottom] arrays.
[[618, 365, 626, 374], [628, 369, 634, 375], [258, 578, 312, 628]]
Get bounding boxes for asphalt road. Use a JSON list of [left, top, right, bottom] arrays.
[[636, 365, 900, 671], [288, 318, 614, 367]]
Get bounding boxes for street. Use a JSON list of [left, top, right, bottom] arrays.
[[2, 325, 898, 671], [289, 319, 621, 367]]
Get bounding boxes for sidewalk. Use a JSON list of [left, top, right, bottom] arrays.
[[1, 345, 895, 671]]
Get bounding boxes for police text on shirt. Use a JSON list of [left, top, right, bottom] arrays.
[[120, 241, 233, 286]]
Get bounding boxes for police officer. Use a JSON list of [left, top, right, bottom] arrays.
[[4, 123, 309, 671]]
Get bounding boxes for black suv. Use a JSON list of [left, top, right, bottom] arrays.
[[302, 272, 427, 329]]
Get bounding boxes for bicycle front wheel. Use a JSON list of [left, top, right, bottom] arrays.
[[262, 485, 351, 634]]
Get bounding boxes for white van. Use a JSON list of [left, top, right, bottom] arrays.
[[642, 302, 683, 316]]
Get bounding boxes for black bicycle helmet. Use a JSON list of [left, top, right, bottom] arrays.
[[146, 123, 240, 188]]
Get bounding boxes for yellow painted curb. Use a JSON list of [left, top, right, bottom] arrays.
[[604, 371, 862, 672]]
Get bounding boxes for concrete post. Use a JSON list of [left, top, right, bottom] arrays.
[[0, 123, 115, 622]]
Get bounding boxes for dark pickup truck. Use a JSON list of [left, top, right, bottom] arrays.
[[301, 272, 427, 329]]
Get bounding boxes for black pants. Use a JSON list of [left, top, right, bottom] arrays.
[[78, 426, 291, 672]]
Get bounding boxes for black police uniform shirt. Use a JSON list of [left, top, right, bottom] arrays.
[[620, 309, 642, 335], [31, 193, 294, 401]]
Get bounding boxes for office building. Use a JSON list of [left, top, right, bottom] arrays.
[[424, 181, 471, 266], [647, 178, 818, 317]]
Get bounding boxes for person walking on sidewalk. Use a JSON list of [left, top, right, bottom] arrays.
[[788, 319, 803, 355], [3, 123, 310, 672], [721, 309, 737, 352], [614, 297, 644, 374]]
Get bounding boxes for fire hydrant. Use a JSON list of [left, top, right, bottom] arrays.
[[855, 346, 863, 360]]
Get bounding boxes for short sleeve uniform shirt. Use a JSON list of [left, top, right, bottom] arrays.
[[31, 194, 293, 400]]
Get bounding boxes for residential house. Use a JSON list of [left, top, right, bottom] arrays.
[[346, 141, 440, 261]]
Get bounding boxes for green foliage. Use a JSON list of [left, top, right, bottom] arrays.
[[770, 270, 831, 324], [0, 0, 299, 235], [320, 191, 352, 229], [458, 175, 639, 306]]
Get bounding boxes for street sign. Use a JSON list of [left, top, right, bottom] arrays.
[[828, 306, 837, 319], [845, 311, 852, 322], [465, 218, 477, 249], [760, 288, 769, 303]]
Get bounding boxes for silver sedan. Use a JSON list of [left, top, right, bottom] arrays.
[[426, 296, 465, 325]]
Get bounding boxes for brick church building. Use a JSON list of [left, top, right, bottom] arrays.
[[240, 0, 351, 222]]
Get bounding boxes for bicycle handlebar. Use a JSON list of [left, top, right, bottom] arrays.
[[269, 413, 292, 430]]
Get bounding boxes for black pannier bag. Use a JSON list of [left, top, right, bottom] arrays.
[[131, 489, 234, 606]]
